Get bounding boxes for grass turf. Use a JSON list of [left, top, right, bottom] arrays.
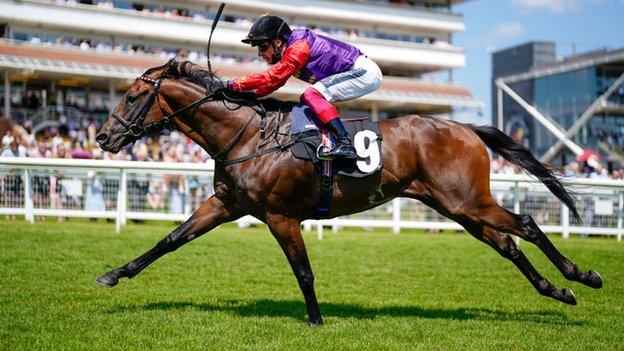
[[0, 219, 622, 350]]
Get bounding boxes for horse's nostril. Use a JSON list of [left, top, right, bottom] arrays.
[[96, 133, 109, 144]]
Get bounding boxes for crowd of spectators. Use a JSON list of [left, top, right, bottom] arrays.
[[2, 118, 622, 181], [595, 128, 624, 151], [49, 0, 449, 46], [23, 34, 268, 69], [490, 156, 619, 179], [0, 118, 212, 221]]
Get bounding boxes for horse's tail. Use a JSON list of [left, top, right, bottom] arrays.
[[469, 124, 581, 223]]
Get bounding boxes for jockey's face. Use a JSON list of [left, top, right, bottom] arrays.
[[257, 38, 282, 64]]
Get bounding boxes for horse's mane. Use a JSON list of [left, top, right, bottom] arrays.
[[176, 61, 224, 91], [146, 60, 224, 92], [144, 59, 294, 112]]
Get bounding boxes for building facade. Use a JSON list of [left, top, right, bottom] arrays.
[[493, 41, 624, 165]]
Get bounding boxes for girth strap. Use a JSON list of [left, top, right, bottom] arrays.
[[220, 133, 316, 166]]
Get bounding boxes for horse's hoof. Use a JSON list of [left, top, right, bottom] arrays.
[[308, 318, 323, 327], [586, 270, 603, 289], [96, 272, 119, 287], [560, 288, 577, 305]]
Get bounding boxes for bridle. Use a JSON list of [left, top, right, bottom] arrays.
[[110, 71, 266, 163], [112, 74, 205, 139]]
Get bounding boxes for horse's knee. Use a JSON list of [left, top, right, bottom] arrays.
[[156, 221, 193, 252], [156, 236, 177, 253], [297, 268, 315, 287]]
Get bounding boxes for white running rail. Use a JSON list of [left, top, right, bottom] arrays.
[[1, 157, 623, 242]]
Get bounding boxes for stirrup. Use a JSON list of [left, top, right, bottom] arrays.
[[316, 144, 333, 161]]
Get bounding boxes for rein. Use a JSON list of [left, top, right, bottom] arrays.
[[112, 73, 278, 165]]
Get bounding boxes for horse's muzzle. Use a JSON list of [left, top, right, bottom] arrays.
[[96, 132, 109, 145], [96, 132, 112, 152]]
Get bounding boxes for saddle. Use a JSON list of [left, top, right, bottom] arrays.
[[287, 103, 383, 217], [288, 104, 383, 177], [219, 92, 383, 216]]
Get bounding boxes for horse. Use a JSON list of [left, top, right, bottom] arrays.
[[95, 60, 602, 326]]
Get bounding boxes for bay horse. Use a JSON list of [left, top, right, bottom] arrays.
[[95, 60, 602, 325]]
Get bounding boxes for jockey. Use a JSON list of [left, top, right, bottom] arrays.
[[227, 15, 383, 159]]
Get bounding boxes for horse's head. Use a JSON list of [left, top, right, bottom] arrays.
[[97, 59, 223, 153]]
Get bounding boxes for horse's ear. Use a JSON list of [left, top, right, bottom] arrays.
[[163, 57, 179, 75]]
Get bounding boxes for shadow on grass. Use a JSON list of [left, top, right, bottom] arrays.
[[108, 299, 583, 326]]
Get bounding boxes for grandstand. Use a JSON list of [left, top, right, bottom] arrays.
[[0, 0, 482, 133]]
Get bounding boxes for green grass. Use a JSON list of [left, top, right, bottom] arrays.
[[1, 219, 623, 350]]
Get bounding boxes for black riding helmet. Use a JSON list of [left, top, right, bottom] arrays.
[[242, 15, 292, 47]]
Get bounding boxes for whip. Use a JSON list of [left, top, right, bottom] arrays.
[[206, 2, 226, 73]]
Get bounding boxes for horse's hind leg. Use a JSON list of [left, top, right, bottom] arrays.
[[404, 186, 585, 305], [476, 205, 602, 289], [96, 195, 242, 287], [460, 221, 577, 304]]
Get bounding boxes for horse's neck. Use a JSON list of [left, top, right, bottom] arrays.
[[174, 97, 260, 159]]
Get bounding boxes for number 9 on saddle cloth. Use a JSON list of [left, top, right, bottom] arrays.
[[289, 103, 383, 177]]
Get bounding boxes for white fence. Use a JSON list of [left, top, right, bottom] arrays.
[[1, 157, 623, 242]]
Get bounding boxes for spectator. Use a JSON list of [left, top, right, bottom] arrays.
[[50, 143, 70, 222], [85, 170, 106, 216], [147, 175, 164, 212], [2, 130, 14, 148], [127, 143, 150, 222], [1, 140, 26, 220], [188, 148, 204, 211], [30, 141, 52, 220], [163, 144, 185, 214], [1, 139, 27, 157]]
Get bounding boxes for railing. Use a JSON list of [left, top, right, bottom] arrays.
[[10, 106, 109, 132], [1, 157, 623, 242]]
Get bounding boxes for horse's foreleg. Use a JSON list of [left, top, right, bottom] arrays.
[[96, 195, 242, 287], [266, 213, 323, 326]]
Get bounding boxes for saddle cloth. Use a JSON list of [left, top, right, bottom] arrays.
[[289, 104, 383, 178]]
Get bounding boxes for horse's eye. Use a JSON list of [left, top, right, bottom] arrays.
[[127, 95, 138, 104]]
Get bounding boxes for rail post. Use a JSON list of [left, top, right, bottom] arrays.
[[392, 198, 401, 234], [512, 181, 521, 245], [618, 191, 623, 243], [561, 203, 569, 239], [115, 168, 127, 234], [23, 169, 34, 224], [317, 221, 324, 240]]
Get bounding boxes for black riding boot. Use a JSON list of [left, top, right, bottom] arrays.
[[320, 118, 357, 159]]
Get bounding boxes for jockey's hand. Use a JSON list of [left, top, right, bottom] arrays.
[[226, 80, 237, 91], [220, 80, 256, 99], [212, 80, 236, 95]]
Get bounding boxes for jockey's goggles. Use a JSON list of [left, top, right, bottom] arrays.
[[256, 41, 271, 52]]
